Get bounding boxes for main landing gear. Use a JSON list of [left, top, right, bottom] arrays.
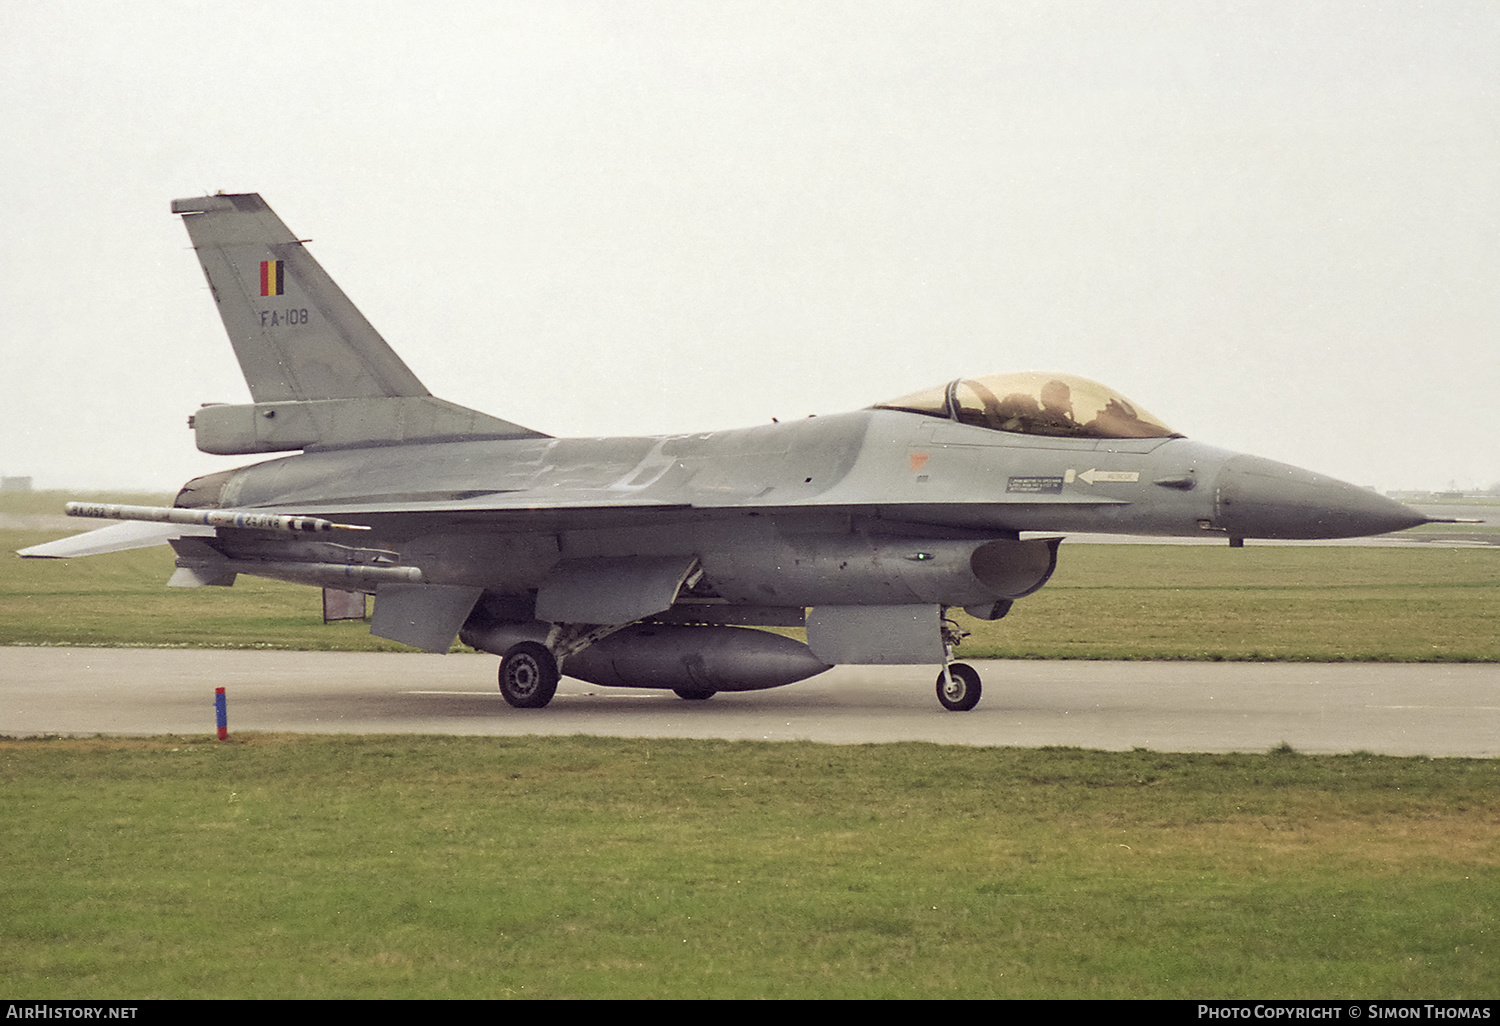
[[497, 639, 719, 707], [498, 642, 559, 709]]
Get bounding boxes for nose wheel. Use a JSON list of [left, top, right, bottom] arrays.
[[937, 663, 982, 712]]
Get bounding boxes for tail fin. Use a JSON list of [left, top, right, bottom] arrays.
[[172, 193, 426, 402], [172, 193, 544, 454]]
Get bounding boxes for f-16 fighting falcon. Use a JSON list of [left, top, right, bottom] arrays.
[[20, 194, 1437, 711]]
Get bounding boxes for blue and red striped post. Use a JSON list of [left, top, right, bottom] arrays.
[[215, 687, 228, 741]]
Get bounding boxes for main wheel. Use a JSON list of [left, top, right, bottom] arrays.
[[672, 687, 716, 701], [936, 663, 982, 712], [499, 642, 559, 709]]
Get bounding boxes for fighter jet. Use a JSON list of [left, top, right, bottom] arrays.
[[20, 193, 1435, 711]]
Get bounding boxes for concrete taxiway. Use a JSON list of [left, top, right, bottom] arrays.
[[2, 647, 1495, 756]]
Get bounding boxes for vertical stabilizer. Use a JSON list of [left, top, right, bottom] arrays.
[[172, 193, 546, 453], [171, 193, 428, 402]]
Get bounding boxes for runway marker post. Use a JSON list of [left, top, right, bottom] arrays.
[[215, 687, 228, 741]]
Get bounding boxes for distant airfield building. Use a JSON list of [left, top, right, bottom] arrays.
[[1, 477, 33, 492]]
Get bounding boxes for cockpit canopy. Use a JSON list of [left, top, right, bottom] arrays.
[[874, 372, 1179, 440]]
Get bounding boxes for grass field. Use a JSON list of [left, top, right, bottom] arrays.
[[2, 734, 1495, 999]]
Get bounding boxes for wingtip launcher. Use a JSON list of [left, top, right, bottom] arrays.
[[64, 503, 371, 534]]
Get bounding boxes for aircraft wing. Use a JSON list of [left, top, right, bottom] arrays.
[[229, 491, 1123, 535], [22, 482, 1107, 569]]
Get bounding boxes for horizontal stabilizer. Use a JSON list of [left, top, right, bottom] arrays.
[[17, 519, 214, 559]]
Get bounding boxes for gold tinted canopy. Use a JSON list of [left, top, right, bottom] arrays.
[[875, 372, 1178, 440]]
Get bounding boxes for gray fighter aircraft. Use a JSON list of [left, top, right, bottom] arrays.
[[20, 193, 1436, 711]]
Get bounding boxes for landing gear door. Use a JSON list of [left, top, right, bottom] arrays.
[[805, 604, 945, 664], [535, 555, 701, 625], [371, 584, 484, 653]]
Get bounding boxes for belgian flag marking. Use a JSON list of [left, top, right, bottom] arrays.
[[259, 260, 284, 296]]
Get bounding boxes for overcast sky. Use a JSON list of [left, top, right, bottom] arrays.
[[2, 1, 1496, 493]]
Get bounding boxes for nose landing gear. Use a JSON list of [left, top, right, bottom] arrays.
[[936, 612, 981, 711], [937, 662, 982, 712]]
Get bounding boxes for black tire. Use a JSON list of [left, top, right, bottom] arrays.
[[498, 642, 559, 709], [672, 687, 716, 701], [936, 663, 982, 712]]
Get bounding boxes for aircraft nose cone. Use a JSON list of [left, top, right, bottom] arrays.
[[1215, 455, 1428, 540]]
